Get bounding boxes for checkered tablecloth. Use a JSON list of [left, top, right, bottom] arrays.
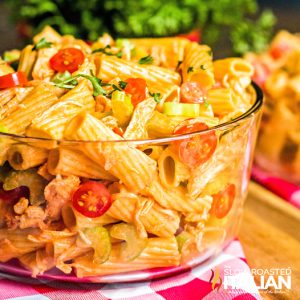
[[0, 239, 261, 300]]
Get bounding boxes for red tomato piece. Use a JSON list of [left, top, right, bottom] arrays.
[[72, 181, 112, 218], [178, 29, 201, 43], [49, 48, 85, 73], [124, 78, 147, 106], [0, 183, 29, 203], [0, 72, 28, 89], [210, 184, 236, 218], [173, 120, 217, 167], [180, 82, 206, 103], [269, 42, 291, 60]]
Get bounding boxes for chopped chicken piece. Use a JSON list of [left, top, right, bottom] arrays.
[[45, 175, 80, 220], [19, 206, 46, 229], [14, 197, 29, 215]]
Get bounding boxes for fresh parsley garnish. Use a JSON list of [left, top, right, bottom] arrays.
[[200, 64, 206, 70], [119, 80, 127, 89], [176, 60, 183, 70], [92, 45, 123, 58], [150, 92, 162, 103], [138, 55, 154, 65], [54, 71, 106, 97], [187, 66, 194, 73], [32, 37, 52, 51]]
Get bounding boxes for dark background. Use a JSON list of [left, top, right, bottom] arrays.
[[0, 1, 299, 55]]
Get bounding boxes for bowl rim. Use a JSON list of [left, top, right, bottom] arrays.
[[0, 82, 263, 145]]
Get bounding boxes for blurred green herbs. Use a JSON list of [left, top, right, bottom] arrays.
[[4, 0, 276, 55]]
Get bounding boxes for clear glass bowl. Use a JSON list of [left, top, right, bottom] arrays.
[[0, 84, 263, 282]]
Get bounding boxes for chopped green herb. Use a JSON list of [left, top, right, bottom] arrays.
[[119, 80, 127, 89], [32, 37, 52, 51], [150, 92, 162, 103], [176, 60, 183, 70], [52, 71, 72, 84], [54, 71, 107, 97], [200, 64, 206, 70], [138, 55, 154, 65], [92, 45, 123, 58], [187, 66, 194, 73]]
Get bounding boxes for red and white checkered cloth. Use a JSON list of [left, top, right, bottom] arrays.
[[252, 165, 300, 209], [0, 240, 261, 300]]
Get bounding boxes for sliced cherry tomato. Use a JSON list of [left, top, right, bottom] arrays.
[[180, 82, 206, 103], [178, 29, 201, 43], [0, 72, 28, 89], [112, 126, 124, 136], [124, 78, 147, 106], [269, 42, 290, 60], [173, 120, 217, 167], [0, 182, 29, 203], [72, 181, 112, 218], [210, 184, 236, 218], [49, 48, 85, 73]]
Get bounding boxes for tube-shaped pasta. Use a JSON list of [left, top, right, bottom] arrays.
[[138, 145, 164, 160], [107, 191, 180, 237], [97, 55, 180, 100], [73, 237, 180, 277], [0, 87, 16, 108], [158, 146, 190, 188], [32, 47, 57, 80], [7, 144, 48, 170], [213, 58, 254, 81], [64, 113, 157, 192], [146, 179, 213, 214], [206, 88, 235, 115], [182, 43, 214, 89], [47, 147, 116, 180], [33, 25, 62, 44], [17, 45, 37, 77], [0, 228, 44, 262], [26, 80, 95, 139], [1, 83, 59, 135], [62, 203, 118, 231], [0, 87, 33, 119], [124, 98, 157, 140]]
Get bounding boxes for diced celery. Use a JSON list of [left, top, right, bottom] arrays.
[[176, 231, 193, 252], [110, 223, 147, 261], [163, 102, 200, 117], [3, 169, 47, 205], [111, 91, 133, 127], [83, 226, 111, 264]]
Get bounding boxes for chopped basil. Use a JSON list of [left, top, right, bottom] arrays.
[[150, 92, 162, 103], [52, 71, 72, 84], [187, 66, 194, 73], [138, 55, 154, 65], [32, 37, 52, 51]]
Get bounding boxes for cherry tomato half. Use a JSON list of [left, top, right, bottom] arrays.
[[180, 82, 206, 103], [210, 184, 236, 218], [173, 120, 217, 167], [49, 48, 85, 73], [269, 42, 290, 60], [72, 181, 112, 218], [124, 78, 147, 106], [0, 72, 28, 89]]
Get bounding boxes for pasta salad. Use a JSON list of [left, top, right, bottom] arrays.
[[0, 26, 260, 278]]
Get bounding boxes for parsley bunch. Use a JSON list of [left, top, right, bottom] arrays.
[[4, 0, 275, 55]]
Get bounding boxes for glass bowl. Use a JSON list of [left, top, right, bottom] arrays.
[[0, 84, 263, 282]]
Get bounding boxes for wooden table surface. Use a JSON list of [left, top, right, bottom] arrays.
[[239, 182, 300, 299]]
